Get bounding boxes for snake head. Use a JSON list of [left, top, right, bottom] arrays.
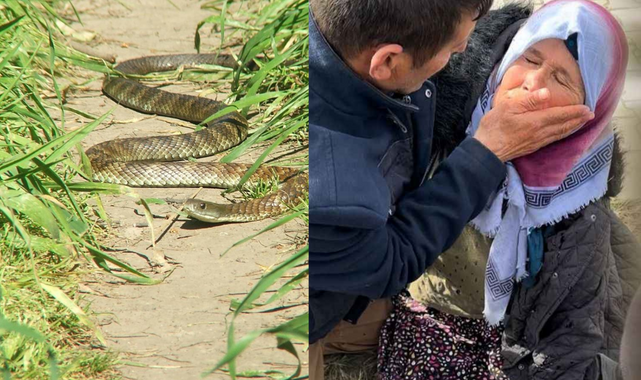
[[182, 198, 229, 223]]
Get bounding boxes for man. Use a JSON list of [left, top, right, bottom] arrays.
[[308, 0, 594, 378]]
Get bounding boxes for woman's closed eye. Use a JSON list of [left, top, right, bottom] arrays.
[[524, 56, 539, 65], [553, 72, 571, 89], [522, 55, 576, 92]]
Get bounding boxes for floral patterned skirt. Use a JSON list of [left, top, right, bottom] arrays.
[[377, 293, 506, 380]]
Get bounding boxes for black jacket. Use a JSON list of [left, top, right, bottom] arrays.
[[309, 8, 507, 343]]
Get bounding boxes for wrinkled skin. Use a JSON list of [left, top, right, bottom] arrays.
[[474, 38, 592, 162], [494, 38, 586, 108]]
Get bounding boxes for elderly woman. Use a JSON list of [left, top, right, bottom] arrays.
[[377, 1, 641, 379]]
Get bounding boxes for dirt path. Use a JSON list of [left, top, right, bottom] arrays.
[[57, 1, 308, 379]]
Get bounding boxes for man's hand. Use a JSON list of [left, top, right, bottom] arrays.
[[473, 88, 594, 162]]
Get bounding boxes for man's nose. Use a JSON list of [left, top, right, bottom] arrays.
[[522, 69, 547, 92]]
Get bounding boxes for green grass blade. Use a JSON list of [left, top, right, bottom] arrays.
[[198, 92, 282, 127], [44, 181, 137, 196], [0, 15, 23, 37], [40, 283, 106, 346], [0, 111, 109, 174], [0, 317, 45, 343], [222, 120, 306, 190], [0, 188, 60, 239], [233, 246, 308, 316], [220, 209, 306, 257], [203, 313, 308, 378], [230, 269, 308, 311], [80, 242, 155, 281]]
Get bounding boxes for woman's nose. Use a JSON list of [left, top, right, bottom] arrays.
[[522, 69, 547, 92]]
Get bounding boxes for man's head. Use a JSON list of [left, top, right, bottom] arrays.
[[311, 0, 492, 94]]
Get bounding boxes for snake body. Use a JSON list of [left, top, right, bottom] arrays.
[[86, 54, 307, 223]]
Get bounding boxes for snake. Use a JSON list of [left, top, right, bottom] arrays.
[[85, 54, 307, 223]]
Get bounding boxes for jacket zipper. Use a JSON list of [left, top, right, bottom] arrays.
[[402, 96, 413, 136], [418, 88, 437, 186], [386, 109, 408, 134], [406, 110, 414, 150]]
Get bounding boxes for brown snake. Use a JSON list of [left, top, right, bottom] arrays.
[[86, 54, 307, 223]]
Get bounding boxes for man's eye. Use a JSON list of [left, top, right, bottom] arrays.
[[525, 57, 538, 65]]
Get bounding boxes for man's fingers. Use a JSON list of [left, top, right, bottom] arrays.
[[556, 114, 592, 138], [534, 104, 593, 127], [541, 114, 594, 144], [515, 88, 550, 111]]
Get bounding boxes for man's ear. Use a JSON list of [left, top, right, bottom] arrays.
[[369, 44, 404, 81]]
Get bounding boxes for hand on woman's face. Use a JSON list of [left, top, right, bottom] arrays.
[[494, 38, 586, 109]]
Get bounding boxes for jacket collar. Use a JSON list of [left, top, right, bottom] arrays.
[[309, 7, 421, 117]]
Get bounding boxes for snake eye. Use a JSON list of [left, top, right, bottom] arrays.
[[199, 203, 206, 210]]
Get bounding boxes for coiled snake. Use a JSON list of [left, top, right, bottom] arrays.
[[86, 54, 307, 223]]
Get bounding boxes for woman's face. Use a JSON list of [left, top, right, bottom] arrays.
[[494, 38, 585, 109]]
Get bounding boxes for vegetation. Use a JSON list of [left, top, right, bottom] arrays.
[[0, 0, 308, 378], [193, 0, 309, 378], [0, 0, 132, 379]]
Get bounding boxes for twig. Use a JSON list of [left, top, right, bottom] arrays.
[[69, 41, 116, 63], [149, 188, 203, 247]]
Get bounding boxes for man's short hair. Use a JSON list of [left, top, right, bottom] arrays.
[[311, 0, 492, 67]]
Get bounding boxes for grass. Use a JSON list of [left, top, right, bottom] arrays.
[[239, 176, 281, 200], [612, 197, 641, 235], [324, 353, 377, 380], [0, 1, 154, 379], [0, 0, 308, 378], [190, 1, 309, 378]]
